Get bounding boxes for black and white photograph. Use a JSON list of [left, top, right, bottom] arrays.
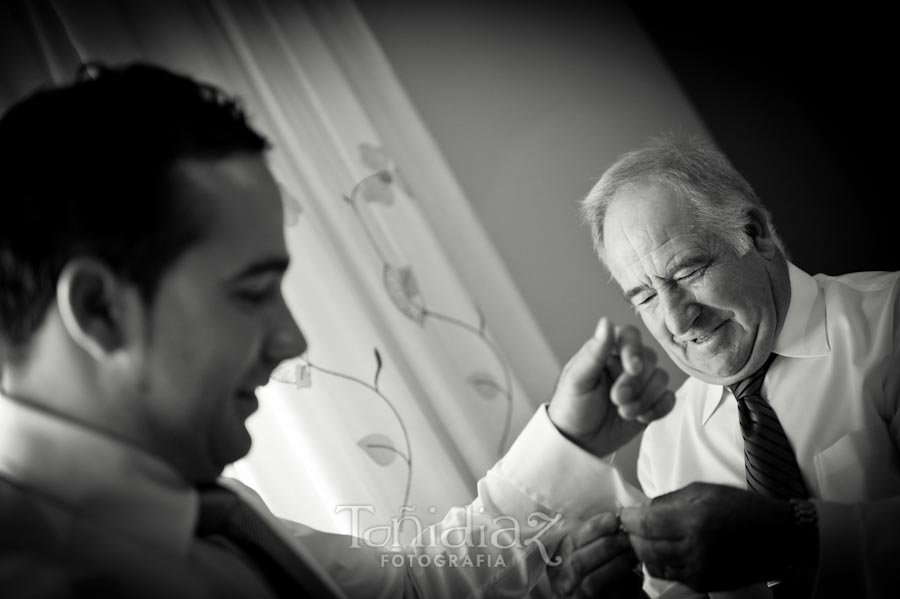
[[1, 1, 897, 597]]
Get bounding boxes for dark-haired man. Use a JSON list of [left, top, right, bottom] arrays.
[[0, 63, 673, 597]]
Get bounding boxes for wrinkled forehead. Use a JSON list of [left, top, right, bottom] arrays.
[[602, 181, 708, 281]]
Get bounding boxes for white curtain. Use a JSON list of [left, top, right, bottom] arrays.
[[0, 0, 562, 539]]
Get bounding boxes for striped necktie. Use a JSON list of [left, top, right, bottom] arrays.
[[728, 354, 808, 501], [196, 485, 337, 598], [729, 357, 814, 598]]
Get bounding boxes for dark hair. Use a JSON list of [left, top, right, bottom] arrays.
[[0, 62, 270, 349]]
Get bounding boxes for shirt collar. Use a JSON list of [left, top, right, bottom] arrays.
[[0, 393, 198, 556], [700, 262, 831, 425], [773, 262, 831, 358]]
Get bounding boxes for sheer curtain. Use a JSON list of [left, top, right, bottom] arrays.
[[0, 0, 561, 537]]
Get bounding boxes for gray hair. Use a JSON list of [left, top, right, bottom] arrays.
[[581, 136, 785, 264]]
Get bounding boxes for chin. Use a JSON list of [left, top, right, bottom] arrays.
[[181, 457, 227, 485], [678, 354, 746, 386], [194, 468, 225, 485], [691, 348, 771, 386], [219, 430, 254, 466], [688, 368, 742, 387]]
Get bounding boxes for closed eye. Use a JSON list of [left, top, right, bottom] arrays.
[[228, 256, 290, 307], [234, 280, 281, 306], [675, 263, 707, 282], [631, 291, 657, 308]]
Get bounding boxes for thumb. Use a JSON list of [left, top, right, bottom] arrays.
[[559, 317, 616, 394], [618, 506, 646, 536]]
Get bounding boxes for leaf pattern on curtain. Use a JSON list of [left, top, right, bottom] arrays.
[[359, 141, 416, 199], [270, 360, 311, 389], [271, 346, 413, 530], [466, 372, 504, 400], [269, 141, 518, 525], [382, 264, 426, 325], [357, 433, 408, 467], [357, 170, 396, 206], [345, 142, 517, 459]]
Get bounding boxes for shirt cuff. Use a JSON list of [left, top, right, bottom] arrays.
[[492, 404, 647, 519]]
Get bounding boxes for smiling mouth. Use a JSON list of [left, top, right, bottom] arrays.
[[688, 322, 726, 345]]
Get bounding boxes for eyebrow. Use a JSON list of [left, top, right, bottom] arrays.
[[231, 257, 291, 281]]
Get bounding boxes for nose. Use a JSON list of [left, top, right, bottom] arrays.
[[263, 293, 307, 366], [659, 287, 700, 340]]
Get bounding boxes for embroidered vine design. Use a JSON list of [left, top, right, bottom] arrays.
[[268, 143, 516, 530], [270, 349, 413, 532], [345, 142, 515, 458]]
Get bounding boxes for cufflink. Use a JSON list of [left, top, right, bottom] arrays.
[[615, 507, 628, 533]]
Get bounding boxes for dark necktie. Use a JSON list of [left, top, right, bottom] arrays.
[[196, 484, 337, 599], [730, 355, 813, 599], [729, 354, 808, 501]]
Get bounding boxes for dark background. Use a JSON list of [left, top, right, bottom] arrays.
[[627, 2, 897, 274]]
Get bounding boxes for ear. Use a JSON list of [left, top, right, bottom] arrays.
[[56, 258, 139, 362], [744, 207, 778, 259]]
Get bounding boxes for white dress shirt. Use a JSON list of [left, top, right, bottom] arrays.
[[501, 263, 900, 598], [633, 263, 900, 598], [4, 266, 895, 597], [0, 392, 584, 598]]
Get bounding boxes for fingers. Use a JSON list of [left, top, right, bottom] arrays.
[[626, 537, 683, 581], [571, 512, 620, 546], [618, 504, 684, 540], [627, 535, 682, 565], [567, 532, 632, 583], [557, 317, 617, 395], [615, 325, 644, 376], [617, 506, 645, 536], [550, 513, 638, 598], [556, 318, 674, 427], [609, 346, 657, 405], [613, 366, 667, 420], [629, 347, 659, 393], [574, 551, 641, 598], [636, 390, 675, 424], [608, 344, 649, 407], [610, 343, 676, 424]]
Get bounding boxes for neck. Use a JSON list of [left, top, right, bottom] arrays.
[[2, 342, 152, 469], [769, 252, 792, 343], [0, 387, 149, 457]]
